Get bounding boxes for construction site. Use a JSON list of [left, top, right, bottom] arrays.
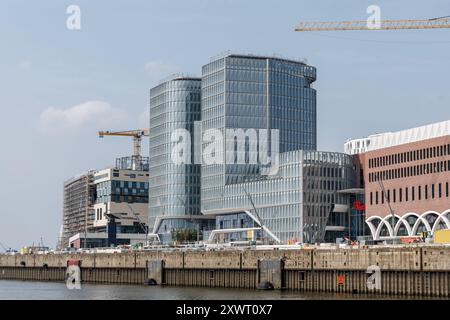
[[58, 130, 151, 250]]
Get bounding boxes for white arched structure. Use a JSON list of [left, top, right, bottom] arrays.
[[431, 209, 450, 233], [366, 209, 450, 240]]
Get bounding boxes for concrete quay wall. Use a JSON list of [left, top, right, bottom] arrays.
[[1, 246, 450, 297], [2, 246, 450, 271]]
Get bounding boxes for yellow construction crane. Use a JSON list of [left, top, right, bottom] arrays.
[[98, 129, 149, 159], [295, 16, 450, 32]]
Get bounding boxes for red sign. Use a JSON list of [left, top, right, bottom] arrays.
[[352, 201, 366, 211], [337, 275, 345, 285]]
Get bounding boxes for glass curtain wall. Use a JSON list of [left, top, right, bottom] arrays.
[[201, 54, 317, 216], [149, 78, 202, 230]]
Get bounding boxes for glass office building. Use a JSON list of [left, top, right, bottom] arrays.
[[201, 54, 317, 214], [149, 77, 213, 241], [147, 54, 358, 244], [200, 54, 356, 244]]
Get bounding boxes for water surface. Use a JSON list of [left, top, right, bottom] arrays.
[[0, 280, 439, 300]]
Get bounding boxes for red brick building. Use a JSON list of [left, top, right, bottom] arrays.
[[345, 120, 450, 240]]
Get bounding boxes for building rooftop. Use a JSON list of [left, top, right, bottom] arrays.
[[345, 119, 450, 154], [209, 51, 310, 66], [158, 73, 201, 84]]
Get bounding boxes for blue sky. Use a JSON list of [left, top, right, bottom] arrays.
[[0, 0, 449, 249]]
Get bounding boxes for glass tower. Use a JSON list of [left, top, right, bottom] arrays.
[[149, 77, 203, 235], [201, 54, 317, 215]]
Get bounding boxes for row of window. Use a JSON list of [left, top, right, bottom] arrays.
[[97, 195, 148, 204], [369, 160, 449, 182], [370, 182, 449, 205], [369, 143, 450, 169]]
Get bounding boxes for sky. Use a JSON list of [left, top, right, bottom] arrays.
[[0, 0, 449, 250]]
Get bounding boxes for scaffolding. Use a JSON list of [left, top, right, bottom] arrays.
[[61, 170, 96, 248]]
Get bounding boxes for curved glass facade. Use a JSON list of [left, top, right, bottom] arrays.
[[201, 54, 317, 215], [205, 150, 355, 243], [147, 54, 357, 244], [149, 78, 202, 229]]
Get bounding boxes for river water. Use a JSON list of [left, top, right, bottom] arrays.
[[0, 280, 437, 300]]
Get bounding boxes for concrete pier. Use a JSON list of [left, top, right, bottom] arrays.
[[1, 245, 450, 297]]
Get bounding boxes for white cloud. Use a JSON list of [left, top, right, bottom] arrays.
[[144, 60, 178, 77], [38, 101, 128, 134]]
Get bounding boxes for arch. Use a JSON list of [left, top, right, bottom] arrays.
[[375, 218, 395, 239], [396, 223, 409, 236], [443, 208, 450, 221], [432, 217, 450, 233], [377, 214, 408, 238], [423, 212, 440, 231], [412, 219, 431, 235], [394, 218, 412, 237], [367, 209, 450, 240], [366, 216, 382, 240], [402, 212, 420, 230], [431, 210, 450, 234]]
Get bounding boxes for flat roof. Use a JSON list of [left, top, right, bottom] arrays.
[[346, 120, 450, 153], [208, 52, 311, 67]]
